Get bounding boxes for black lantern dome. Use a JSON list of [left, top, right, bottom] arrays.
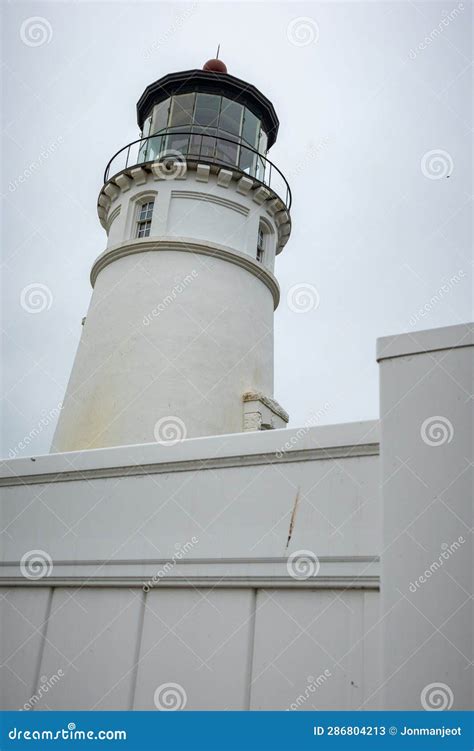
[[133, 63, 278, 182]]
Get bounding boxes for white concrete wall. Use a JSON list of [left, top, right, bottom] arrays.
[[2, 323, 471, 711], [0, 587, 381, 711], [378, 323, 473, 711], [0, 421, 381, 711]]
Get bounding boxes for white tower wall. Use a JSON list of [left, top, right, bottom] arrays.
[[52, 166, 290, 452]]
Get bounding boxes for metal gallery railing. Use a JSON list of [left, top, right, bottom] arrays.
[[104, 129, 292, 209]]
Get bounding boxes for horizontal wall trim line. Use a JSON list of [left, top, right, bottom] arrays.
[[0, 558, 380, 589], [0, 577, 380, 590], [0, 556, 380, 567], [171, 189, 250, 216], [0, 442, 379, 487], [90, 237, 280, 308]]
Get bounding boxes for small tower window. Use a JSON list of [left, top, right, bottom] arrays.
[[257, 226, 265, 263], [136, 200, 154, 238]]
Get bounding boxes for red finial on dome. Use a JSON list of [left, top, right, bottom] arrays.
[[203, 44, 227, 73], [203, 58, 227, 73]]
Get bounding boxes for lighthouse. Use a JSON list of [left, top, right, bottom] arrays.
[[2, 54, 471, 717], [52, 60, 292, 452]]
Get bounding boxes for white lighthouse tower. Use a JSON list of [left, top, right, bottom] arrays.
[[52, 59, 292, 452]]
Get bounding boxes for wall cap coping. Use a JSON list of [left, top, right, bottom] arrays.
[[377, 322, 473, 362], [0, 420, 380, 486]]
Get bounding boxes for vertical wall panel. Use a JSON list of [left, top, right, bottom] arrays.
[[360, 590, 382, 710], [249, 589, 381, 710], [36, 588, 142, 709], [134, 588, 254, 710], [379, 333, 472, 709], [0, 588, 51, 710]]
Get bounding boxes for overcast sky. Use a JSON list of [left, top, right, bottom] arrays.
[[1, 0, 472, 458]]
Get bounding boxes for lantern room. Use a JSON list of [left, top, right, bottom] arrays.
[[134, 64, 280, 185]]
